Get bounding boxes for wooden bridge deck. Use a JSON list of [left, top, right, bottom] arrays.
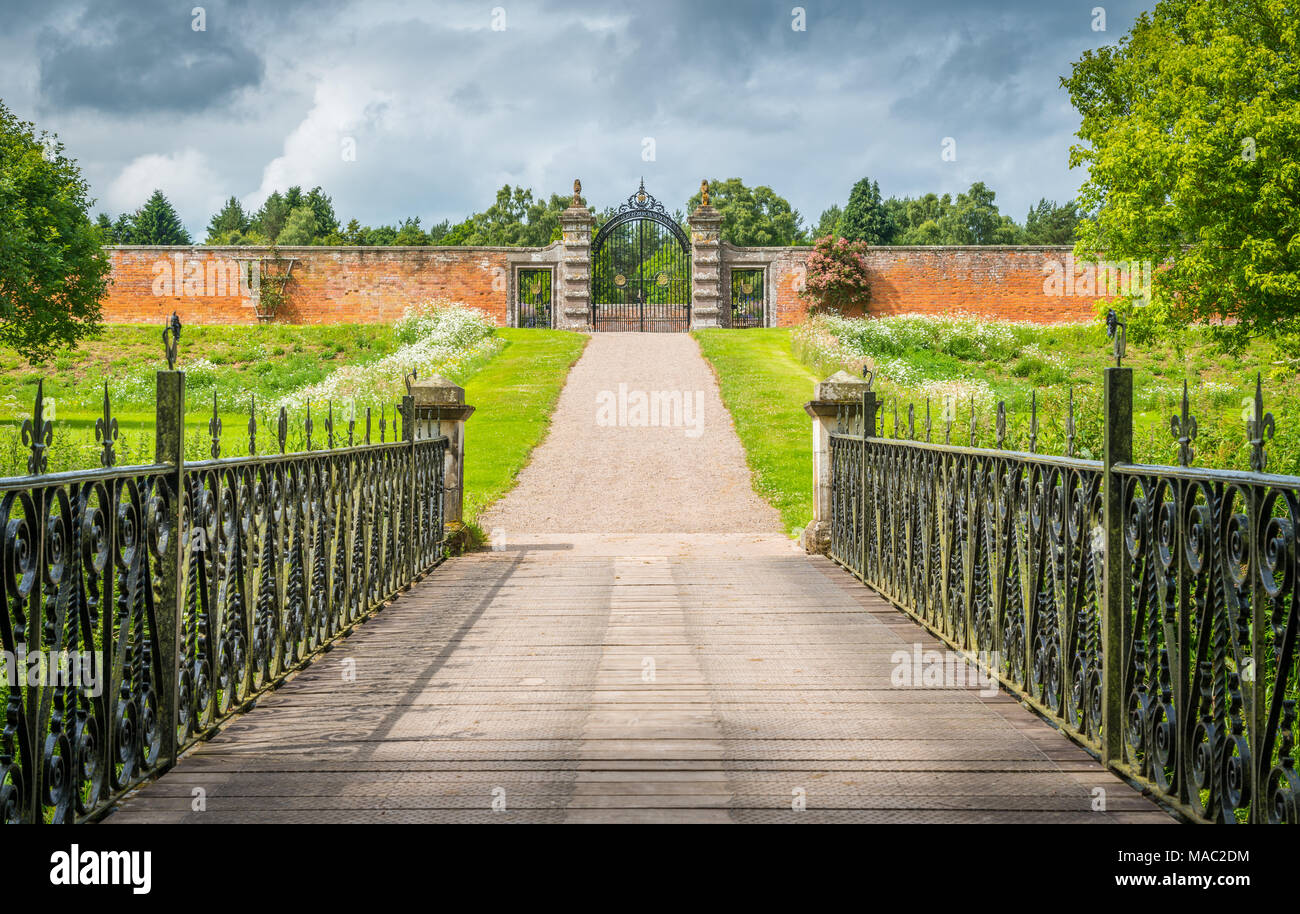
[[108, 534, 1172, 824]]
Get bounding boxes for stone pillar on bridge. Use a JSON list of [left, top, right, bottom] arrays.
[[408, 375, 475, 533], [558, 180, 593, 331], [688, 184, 723, 328], [801, 370, 875, 555]]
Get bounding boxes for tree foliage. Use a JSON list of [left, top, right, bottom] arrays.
[[1022, 198, 1082, 245], [131, 190, 191, 245], [815, 204, 842, 240], [686, 178, 805, 246], [1063, 0, 1300, 353], [0, 101, 110, 361], [840, 178, 893, 244], [879, 183, 1022, 245]]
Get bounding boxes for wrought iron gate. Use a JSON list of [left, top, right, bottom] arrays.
[[591, 181, 691, 332], [729, 268, 765, 328], [516, 268, 552, 328]]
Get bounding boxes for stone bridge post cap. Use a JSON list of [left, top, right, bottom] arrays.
[[409, 375, 465, 407], [815, 370, 873, 403]]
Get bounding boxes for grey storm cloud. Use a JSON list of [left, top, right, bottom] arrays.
[[0, 0, 1157, 236], [33, 0, 269, 113]]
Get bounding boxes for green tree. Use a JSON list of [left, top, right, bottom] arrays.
[[128, 189, 191, 245], [275, 205, 318, 245], [686, 178, 805, 246], [445, 186, 572, 246], [839, 178, 894, 244], [1063, 0, 1300, 353], [0, 102, 111, 361], [252, 191, 290, 242], [1022, 198, 1082, 245], [394, 217, 429, 245], [940, 182, 1022, 245], [111, 212, 136, 244], [814, 204, 842, 240], [304, 186, 339, 239], [205, 195, 250, 242], [883, 185, 1021, 244]]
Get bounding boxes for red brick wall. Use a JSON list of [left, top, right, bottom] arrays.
[[103, 246, 534, 325], [103, 245, 1105, 326], [752, 245, 1104, 326]]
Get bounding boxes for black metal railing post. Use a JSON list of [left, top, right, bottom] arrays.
[[1101, 364, 1132, 767], [402, 393, 415, 582], [861, 388, 876, 584], [154, 366, 186, 773]]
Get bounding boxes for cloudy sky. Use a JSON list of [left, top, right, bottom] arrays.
[[0, 0, 1152, 238]]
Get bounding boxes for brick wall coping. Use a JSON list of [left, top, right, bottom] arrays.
[[107, 243, 1105, 255], [722, 244, 1086, 253], [103, 244, 558, 254]]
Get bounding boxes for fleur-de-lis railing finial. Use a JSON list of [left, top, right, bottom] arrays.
[[22, 379, 54, 476], [968, 396, 977, 447], [892, 398, 899, 439], [1029, 391, 1039, 454], [305, 400, 314, 451], [326, 400, 335, 449], [163, 311, 182, 370], [365, 407, 372, 445], [924, 398, 932, 443], [1065, 387, 1076, 458], [248, 395, 257, 456], [95, 381, 118, 468], [1247, 373, 1275, 473], [996, 400, 1007, 449], [907, 402, 915, 440], [277, 407, 288, 454], [1171, 380, 1198, 467], [348, 403, 356, 447], [380, 404, 386, 443], [209, 392, 222, 459], [1105, 308, 1126, 368]]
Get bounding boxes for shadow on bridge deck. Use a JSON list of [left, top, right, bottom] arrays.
[[107, 534, 1172, 824]]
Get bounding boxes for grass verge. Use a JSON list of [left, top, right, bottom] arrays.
[[462, 328, 587, 527], [692, 328, 818, 535]]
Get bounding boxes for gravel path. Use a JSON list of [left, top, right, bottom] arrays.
[[479, 333, 782, 534]]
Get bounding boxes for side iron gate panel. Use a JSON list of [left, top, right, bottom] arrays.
[[516, 268, 553, 328], [729, 269, 765, 328], [591, 181, 691, 332]]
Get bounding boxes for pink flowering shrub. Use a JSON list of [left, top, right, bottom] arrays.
[[802, 235, 872, 313]]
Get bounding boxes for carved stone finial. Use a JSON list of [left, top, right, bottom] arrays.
[[701, 179, 710, 206], [572, 178, 582, 205]]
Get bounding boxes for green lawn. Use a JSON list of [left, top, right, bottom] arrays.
[[462, 329, 587, 529], [0, 324, 410, 473], [696, 320, 1300, 539], [692, 328, 819, 535], [0, 325, 588, 522], [796, 314, 1300, 473]]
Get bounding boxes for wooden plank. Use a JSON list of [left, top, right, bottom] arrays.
[[107, 534, 1172, 825]]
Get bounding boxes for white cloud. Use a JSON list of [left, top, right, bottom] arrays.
[[249, 78, 394, 210], [105, 148, 224, 222]]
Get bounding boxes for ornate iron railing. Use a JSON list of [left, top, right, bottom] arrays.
[[0, 351, 449, 824], [828, 365, 1299, 824]]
